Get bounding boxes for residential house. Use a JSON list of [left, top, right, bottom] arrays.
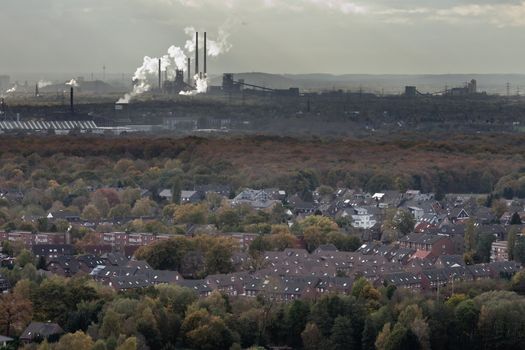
[[46, 210, 81, 222], [348, 207, 377, 229], [32, 244, 75, 260], [20, 322, 64, 343], [316, 276, 353, 295], [399, 233, 454, 260], [158, 189, 173, 202], [434, 255, 466, 268], [0, 335, 14, 347], [288, 194, 317, 214], [381, 271, 422, 291], [195, 184, 232, 198], [176, 279, 212, 297], [232, 189, 281, 210], [180, 190, 204, 204], [47, 256, 80, 277], [488, 261, 521, 279], [447, 208, 470, 223], [491, 241, 509, 262]]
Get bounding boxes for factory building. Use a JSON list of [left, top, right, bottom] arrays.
[[219, 73, 300, 97], [0, 120, 99, 134], [447, 79, 477, 96]]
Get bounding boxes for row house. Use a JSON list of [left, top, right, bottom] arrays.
[[205, 272, 249, 296], [93, 232, 157, 250], [32, 244, 75, 259], [0, 231, 65, 249], [399, 233, 454, 260], [381, 271, 422, 291]]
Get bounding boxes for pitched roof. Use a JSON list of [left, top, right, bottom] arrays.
[[20, 322, 64, 341]]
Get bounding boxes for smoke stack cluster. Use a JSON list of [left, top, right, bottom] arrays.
[[187, 57, 191, 84], [70, 87, 74, 114], [194, 31, 208, 80], [195, 32, 199, 79], [158, 58, 162, 90]]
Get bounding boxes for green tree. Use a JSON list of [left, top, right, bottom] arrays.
[[510, 212, 522, 225], [511, 270, 525, 294], [285, 300, 310, 348], [514, 236, 525, 263], [454, 299, 480, 348], [383, 326, 420, 350], [464, 219, 478, 253], [16, 249, 35, 268], [361, 317, 377, 350], [108, 204, 132, 218], [507, 226, 519, 260], [301, 322, 324, 350], [394, 210, 416, 236], [330, 316, 355, 350], [181, 308, 235, 350]]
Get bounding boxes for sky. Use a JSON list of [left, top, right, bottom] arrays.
[[1, 0, 525, 76]]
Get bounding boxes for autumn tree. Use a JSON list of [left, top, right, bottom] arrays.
[[81, 204, 101, 221], [174, 203, 207, 224], [0, 292, 33, 336], [55, 331, 94, 350], [301, 322, 324, 350], [131, 198, 156, 217]]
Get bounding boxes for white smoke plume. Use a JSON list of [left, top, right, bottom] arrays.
[[179, 74, 208, 96], [37, 80, 53, 89], [5, 85, 17, 94], [66, 79, 79, 87], [184, 22, 233, 57], [117, 24, 232, 104]]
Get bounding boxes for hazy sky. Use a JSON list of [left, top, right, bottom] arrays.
[[1, 0, 525, 75]]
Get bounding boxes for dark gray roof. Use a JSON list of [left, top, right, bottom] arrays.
[[383, 271, 422, 286], [20, 322, 64, 341], [0, 335, 13, 342], [436, 255, 466, 268]]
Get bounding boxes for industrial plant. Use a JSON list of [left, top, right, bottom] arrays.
[[0, 30, 524, 136]]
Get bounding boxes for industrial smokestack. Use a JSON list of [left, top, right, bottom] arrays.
[[195, 32, 199, 78], [187, 57, 191, 84], [204, 32, 207, 76], [70, 86, 74, 114], [35, 83, 39, 97], [158, 58, 162, 90]]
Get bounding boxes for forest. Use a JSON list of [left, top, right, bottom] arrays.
[[2, 264, 525, 350], [0, 133, 524, 234]]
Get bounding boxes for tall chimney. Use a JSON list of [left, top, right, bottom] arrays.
[[70, 87, 74, 114], [187, 57, 191, 84], [204, 32, 207, 76], [195, 32, 199, 78], [35, 83, 39, 97], [158, 58, 162, 90]]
